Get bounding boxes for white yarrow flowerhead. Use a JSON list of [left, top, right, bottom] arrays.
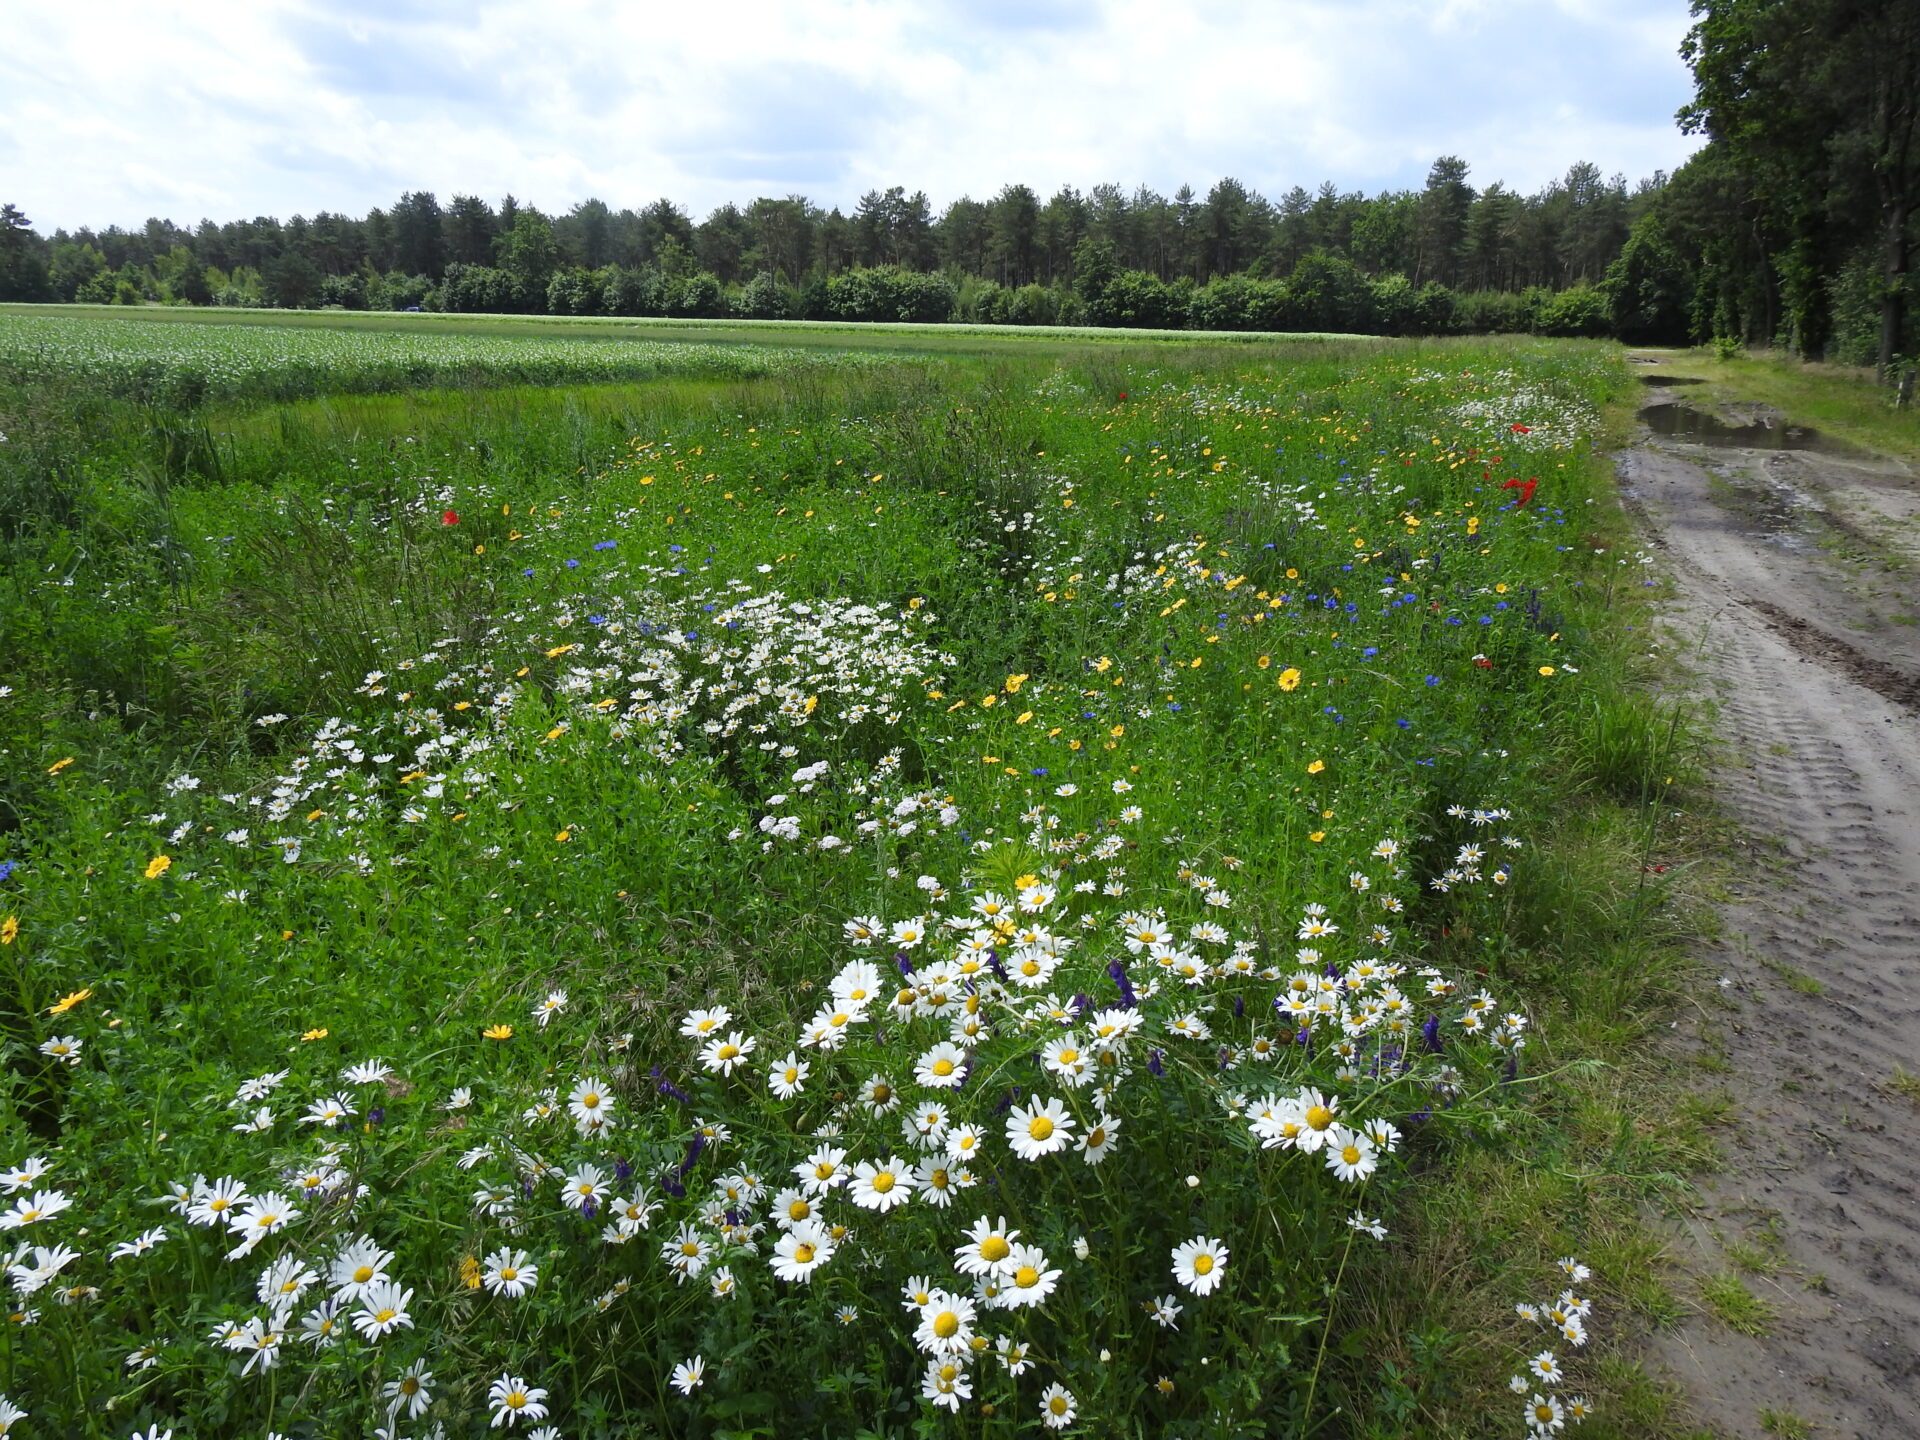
[[487, 1372, 550, 1428], [670, 1355, 706, 1395], [1171, 1235, 1229, 1296], [1005, 1096, 1074, 1160]]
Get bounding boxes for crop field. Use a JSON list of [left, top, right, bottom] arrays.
[[0, 314, 1699, 1438]]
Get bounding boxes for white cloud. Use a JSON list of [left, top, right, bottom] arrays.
[[0, 0, 1707, 230]]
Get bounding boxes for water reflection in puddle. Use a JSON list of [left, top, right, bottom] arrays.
[[1639, 403, 1870, 458]]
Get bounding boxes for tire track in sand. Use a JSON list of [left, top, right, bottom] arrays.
[[1614, 410, 1920, 1439]]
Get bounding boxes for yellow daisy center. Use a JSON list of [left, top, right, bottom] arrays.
[[1341, 1145, 1362, 1164], [1058, 1048, 1079, 1065], [793, 1243, 815, 1264], [374, 1307, 397, 1324], [1028, 1116, 1054, 1141], [1088, 1126, 1107, 1147], [681, 1242, 700, 1257], [933, 1311, 960, 1338], [1193, 1254, 1215, 1276], [871, 1171, 896, 1193], [932, 1058, 955, 1076], [500, 1267, 518, 1281], [353, 1265, 374, 1284], [788, 1200, 810, 1221], [1305, 1105, 1333, 1130], [980, 1235, 1010, 1263], [1015, 1266, 1040, 1288], [1050, 1396, 1069, 1415]]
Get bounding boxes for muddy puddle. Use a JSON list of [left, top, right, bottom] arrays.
[[1637, 375, 1704, 386], [1638, 401, 1872, 458]]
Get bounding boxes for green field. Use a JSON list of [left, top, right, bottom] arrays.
[[0, 313, 1700, 1438]]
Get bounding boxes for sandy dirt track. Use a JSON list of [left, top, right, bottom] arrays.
[[1616, 372, 1920, 1438]]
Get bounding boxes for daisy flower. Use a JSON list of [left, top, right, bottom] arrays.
[[914, 1158, 961, 1208], [329, 1238, 393, 1301], [300, 1095, 357, 1128], [793, 1145, 848, 1195], [669, 1356, 706, 1395], [37, 1037, 81, 1066], [1039, 1383, 1077, 1429], [847, 1156, 913, 1212], [350, 1279, 415, 1341], [1078, 1111, 1121, 1164], [1323, 1126, 1378, 1183], [110, 1228, 169, 1261], [382, 1361, 434, 1420], [1147, 1293, 1183, 1329], [1041, 1034, 1095, 1087], [912, 1042, 968, 1089], [567, 1078, 614, 1127], [1524, 1393, 1564, 1432], [911, 1290, 976, 1354], [996, 1335, 1034, 1374], [920, 1357, 972, 1412], [953, 1215, 1019, 1277], [1171, 1235, 1229, 1296], [0, 1157, 50, 1193], [488, 1373, 550, 1427], [770, 1220, 835, 1282], [699, 1031, 756, 1075], [1005, 1096, 1074, 1161], [944, 1123, 987, 1164], [998, 1242, 1061, 1308], [532, 991, 569, 1027], [767, 1053, 809, 1099], [0, 1190, 70, 1230], [482, 1247, 538, 1298], [560, 1164, 611, 1211]]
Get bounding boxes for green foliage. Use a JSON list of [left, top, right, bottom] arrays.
[[0, 322, 1671, 1437]]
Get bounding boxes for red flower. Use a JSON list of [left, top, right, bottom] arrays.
[[442, 510, 459, 525], [1118, 391, 1128, 401], [1500, 478, 1538, 507], [1509, 423, 1531, 434], [1472, 654, 1493, 669]]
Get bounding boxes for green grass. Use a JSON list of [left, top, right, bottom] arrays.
[[0, 299, 1377, 357], [1758, 1406, 1815, 1438], [1699, 1273, 1774, 1336], [0, 331, 1722, 1438]]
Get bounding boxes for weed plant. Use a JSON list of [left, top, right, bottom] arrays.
[[0, 317, 1683, 1437]]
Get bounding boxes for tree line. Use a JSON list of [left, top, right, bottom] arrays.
[[0, 1, 1911, 369]]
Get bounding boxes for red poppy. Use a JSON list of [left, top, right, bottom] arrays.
[[442, 510, 459, 525], [1509, 423, 1531, 434], [1118, 391, 1128, 402], [1500, 478, 1538, 507]]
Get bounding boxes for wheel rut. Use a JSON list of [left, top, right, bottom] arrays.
[[1614, 385, 1920, 1439]]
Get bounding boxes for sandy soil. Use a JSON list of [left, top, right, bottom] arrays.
[[1616, 372, 1920, 1438]]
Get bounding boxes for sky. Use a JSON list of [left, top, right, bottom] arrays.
[[0, 0, 1708, 233]]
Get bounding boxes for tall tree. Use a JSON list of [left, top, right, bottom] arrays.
[[1682, 0, 1920, 374]]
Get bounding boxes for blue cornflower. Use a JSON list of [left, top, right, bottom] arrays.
[[588, 615, 607, 626], [1396, 718, 1412, 729], [565, 558, 580, 569], [1031, 767, 1049, 776], [592, 540, 617, 551], [1424, 675, 1441, 686], [1362, 646, 1379, 657], [522, 568, 535, 578]]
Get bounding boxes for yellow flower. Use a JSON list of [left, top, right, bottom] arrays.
[[459, 1254, 483, 1290], [47, 757, 75, 775], [484, 1024, 514, 1041], [143, 855, 172, 880], [1109, 724, 1125, 738], [1466, 516, 1481, 535], [0, 916, 16, 945], [1277, 668, 1302, 691], [1307, 759, 1326, 775], [555, 828, 572, 843], [1004, 674, 1029, 694], [48, 987, 91, 1014], [1015, 711, 1033, 725], [1309, 831, 1327, 843], [1257, 655, 1271, 669], [300, 1027, 328, 1042], [981, 694, 997, 709], [1539, 666, 1556, 676]]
